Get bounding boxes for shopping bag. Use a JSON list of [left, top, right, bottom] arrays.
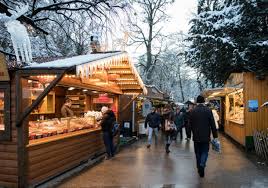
[[112, 122, 120, 137], [211, 139, 221, 153]]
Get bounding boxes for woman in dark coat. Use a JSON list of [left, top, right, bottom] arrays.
[[184, 103, 194, 140], [163, 104, 176, 153], [100, 106, 116, 159]]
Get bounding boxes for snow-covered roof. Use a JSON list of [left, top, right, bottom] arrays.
[[145, 85, 164, 94], [24, 51, 147, 95], [202, 87, 242, 98], [26, 52, 124, 68]]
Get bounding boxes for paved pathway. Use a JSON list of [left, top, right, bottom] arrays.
[[58, 133, 268, 188]]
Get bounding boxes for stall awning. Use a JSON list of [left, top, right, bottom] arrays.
[[139, 85, 164, 100], [25, 52, 147, 95], [202, 86, 243, 98]]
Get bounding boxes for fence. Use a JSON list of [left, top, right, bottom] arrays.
[[253, 130, 268, 161]]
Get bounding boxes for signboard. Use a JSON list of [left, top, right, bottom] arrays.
[[93, 94, 113, 104], [248, 100, 258, 112], [0, 53, 9, 81], [124, 122, 130, 128], [142, 99, 152, 117]]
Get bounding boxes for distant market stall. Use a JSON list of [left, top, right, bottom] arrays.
[[137, 85, 172, 135], [118, 85, 172, 137], [203, 73, 268, 149], [0, 51, 146, 187]]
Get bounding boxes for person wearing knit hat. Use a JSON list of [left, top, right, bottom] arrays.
[[101, 106, 109, 114], [196, 95, 205, 103], [189, 95, 218, 178], [100, 106, 116, 159]]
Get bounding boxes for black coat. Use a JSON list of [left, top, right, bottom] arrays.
[[145, 112, 161, 129], [189, 104, 218, 142], [101, 110, 116, 133], [184, 111, 191, 127]]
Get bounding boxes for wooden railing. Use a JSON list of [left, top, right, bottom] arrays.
[[253, 130, 268, 161]]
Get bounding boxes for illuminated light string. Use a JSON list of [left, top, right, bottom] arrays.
[[35, 74, 76, 78], [117, 82, 138, 85], [123, 92, 142, 95], [116, 78, 135, 81]]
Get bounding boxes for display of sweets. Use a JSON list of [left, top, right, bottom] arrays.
[[84, 111, 102, 120], [28, 116, 100, 140]]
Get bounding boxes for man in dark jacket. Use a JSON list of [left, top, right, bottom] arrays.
[[100, 106, 116, 159], [174, 107, 184, 140], [145, 107, 161, 148], [189, 95, 218, 178]]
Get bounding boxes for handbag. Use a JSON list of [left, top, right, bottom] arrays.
[[165, 120, 177, 132]]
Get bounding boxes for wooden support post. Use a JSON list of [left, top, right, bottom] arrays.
[[120, 94, 140, 113], [16, 70, 66, 127]]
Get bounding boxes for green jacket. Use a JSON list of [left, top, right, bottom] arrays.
[[174, 112, 184, 128]]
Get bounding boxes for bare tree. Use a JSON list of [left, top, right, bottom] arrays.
[[1, 0, 129, 28], [129, 0, 174, 84], [0, 0, 130, 56]]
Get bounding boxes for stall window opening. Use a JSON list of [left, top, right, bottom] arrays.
[[21, 76, 56, 113], [0, 91, 5, 131], [0, 83, 10, 141]]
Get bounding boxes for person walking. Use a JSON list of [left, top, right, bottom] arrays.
[[189, 95, 218, 178], [164, 112, 176, 153], [162, 104, 176, 153], [211, 106, 220, 130], [184, 103, 194, 140], [145, 107, 161, 148], [100, 106, 116, 159], [174, 107, 184, 140]]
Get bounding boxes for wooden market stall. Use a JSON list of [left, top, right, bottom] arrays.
[[203, 73, 268, 149], [0, 51, 147, 187], [118, 85, 170, 137]]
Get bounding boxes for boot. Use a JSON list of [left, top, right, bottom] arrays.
[[199, 166, 205, 177], [165, 144, 170, 153]]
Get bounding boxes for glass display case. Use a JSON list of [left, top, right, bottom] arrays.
[[28, 116, 101, 140], [227, 89, 244, 124]]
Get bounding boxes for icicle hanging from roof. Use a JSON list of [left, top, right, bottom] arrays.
[[75, 52, 147, 95], [0, 3, 32, 65]]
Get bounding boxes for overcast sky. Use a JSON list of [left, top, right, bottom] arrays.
[[123, 0, 197, 61], [165, 0, 197, 34]]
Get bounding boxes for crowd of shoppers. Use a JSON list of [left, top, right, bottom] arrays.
[[144, 95, 220, 178], [100, 95, 220, 179]]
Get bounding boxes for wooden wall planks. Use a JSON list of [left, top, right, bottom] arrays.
[[244, 73, 268, 136], [225, 120, 245, 145], [27, 130, 105, 186], [0, 74, 19, 187]]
